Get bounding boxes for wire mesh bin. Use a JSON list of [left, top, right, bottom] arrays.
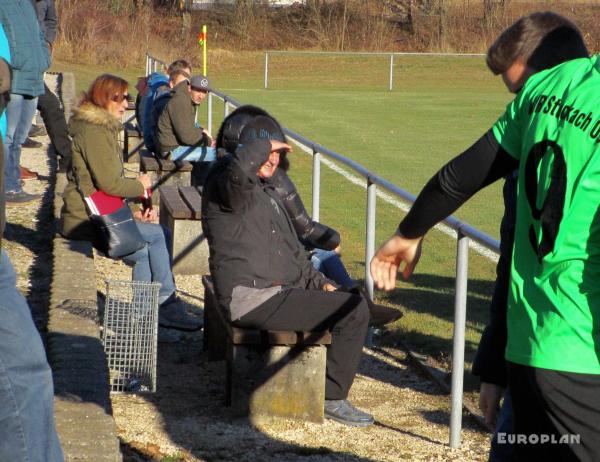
[[102, 280, 160, 393]]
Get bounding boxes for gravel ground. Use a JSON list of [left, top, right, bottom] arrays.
[[6, 121, 493, 462]]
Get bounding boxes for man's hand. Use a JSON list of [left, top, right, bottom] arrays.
[[370, 234, 423, 291], [270, 140, 292, 154], [322, 283, 337, 292], [479, 382, 504, 432]]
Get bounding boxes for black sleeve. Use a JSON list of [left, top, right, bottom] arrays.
[[218, 139, 271, 211], [398, 130, 518, 238], [270, 169, 341, 251], [45, 0, 58, 45]]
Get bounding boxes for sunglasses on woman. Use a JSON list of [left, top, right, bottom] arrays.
[[111, 93, 131, 103]]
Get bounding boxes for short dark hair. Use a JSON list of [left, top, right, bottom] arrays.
[[167, 59, 191, 74], [486, 11, 588, 75], [168, 69, 190, 83]]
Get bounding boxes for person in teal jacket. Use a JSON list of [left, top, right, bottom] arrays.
[[0, 22, 9, 140], [0, 0, 50, 204]]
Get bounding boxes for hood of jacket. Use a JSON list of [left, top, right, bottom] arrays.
[[147, 71, 169, 89], [69, 102, 122, 137]]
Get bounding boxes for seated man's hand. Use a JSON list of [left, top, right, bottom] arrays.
[[271, 140, 292, 153], [322, 283, 337, 292], [370, 234, 423, 291]]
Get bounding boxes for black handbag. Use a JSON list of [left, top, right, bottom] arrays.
[[73, 152, 146, 258], [89, 203, 146, 258]]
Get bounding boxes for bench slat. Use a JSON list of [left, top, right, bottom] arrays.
[[179, 186, 202, 219], [140, 150, 159, 172], [159, 185, 192, 219], [157, 157, 177, 171], [156, 157, 194, 172]]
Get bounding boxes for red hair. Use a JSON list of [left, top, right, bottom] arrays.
[[80, 74, 128, 110]]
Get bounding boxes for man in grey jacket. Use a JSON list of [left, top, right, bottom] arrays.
[[155, 74, 216, 163], [0, 0, 50, 204]]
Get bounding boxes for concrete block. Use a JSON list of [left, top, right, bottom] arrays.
[[228, 344, 326, 423], [168, 216, 208, 275]]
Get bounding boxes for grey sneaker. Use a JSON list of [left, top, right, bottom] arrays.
[[324, 400, 374, 427], [29, 124, 47, 137], [22, 137, 43, 149], [159, 296, 203, 331], [6, 191, 41, 206]]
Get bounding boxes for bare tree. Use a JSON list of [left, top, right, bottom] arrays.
[[484, 0, 508, 28]]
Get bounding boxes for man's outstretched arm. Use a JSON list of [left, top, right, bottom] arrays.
[[371, 130, 518, 290]]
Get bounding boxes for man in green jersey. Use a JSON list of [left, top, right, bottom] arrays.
[[371, 14, 600, 461]]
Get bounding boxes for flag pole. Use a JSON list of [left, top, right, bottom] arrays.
[[202, 24, 207, 76]]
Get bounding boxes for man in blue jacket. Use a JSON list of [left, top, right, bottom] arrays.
[[0, 0, 50, 204]]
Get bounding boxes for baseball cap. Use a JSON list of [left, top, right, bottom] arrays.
[[189, 75, 212, 92]]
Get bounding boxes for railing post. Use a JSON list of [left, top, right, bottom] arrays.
[[365, 178, 376, 300], [450, 230, 469, 448], [207, 92, 213, 136], [389, 54, 394, 91], [224, 99, 230, 118], [264, 52, 269, 90], [312, 148, 320, 221], [145, 54, 149, 76]]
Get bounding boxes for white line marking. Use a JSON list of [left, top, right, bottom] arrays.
[[291, 139, 499, 263]]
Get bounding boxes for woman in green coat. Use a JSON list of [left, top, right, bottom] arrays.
[[60, 74, 201, 331]]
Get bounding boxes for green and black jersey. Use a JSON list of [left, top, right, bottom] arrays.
[[492, 55, 600, 373]]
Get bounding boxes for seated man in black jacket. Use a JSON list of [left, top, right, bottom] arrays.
[[201, 112, 374, 427]]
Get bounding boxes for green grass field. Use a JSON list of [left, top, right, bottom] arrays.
[[53, 52, 514, 392]]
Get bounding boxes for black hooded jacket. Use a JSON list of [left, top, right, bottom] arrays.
[[201, 139, 329, 316], [270, 168, 340, 251]]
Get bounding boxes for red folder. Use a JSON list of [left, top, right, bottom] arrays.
[[84, 190, 124, 216]]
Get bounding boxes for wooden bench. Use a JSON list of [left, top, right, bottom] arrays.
[[123, 121, 145, 163], [202, 276, 332, 424], [141, 150, 193, 205], [159, 185, 208, 275]]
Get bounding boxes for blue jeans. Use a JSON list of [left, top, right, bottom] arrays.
[[5, 94, 38, 193], [489, 391, 514, 462], [311, 249, 355, 288], [170, 145, 217, 162], [121, 222, 175, 304], [0, 250, 63, 462]]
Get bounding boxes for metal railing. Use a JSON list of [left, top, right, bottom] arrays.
[[145, 52, 500, 448], [263, 51, 485, 91]]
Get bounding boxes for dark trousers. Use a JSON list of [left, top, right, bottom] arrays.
[[233, 288, 370, 400], [508, 362, 600, 462], [37, 83, 72, 163]]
